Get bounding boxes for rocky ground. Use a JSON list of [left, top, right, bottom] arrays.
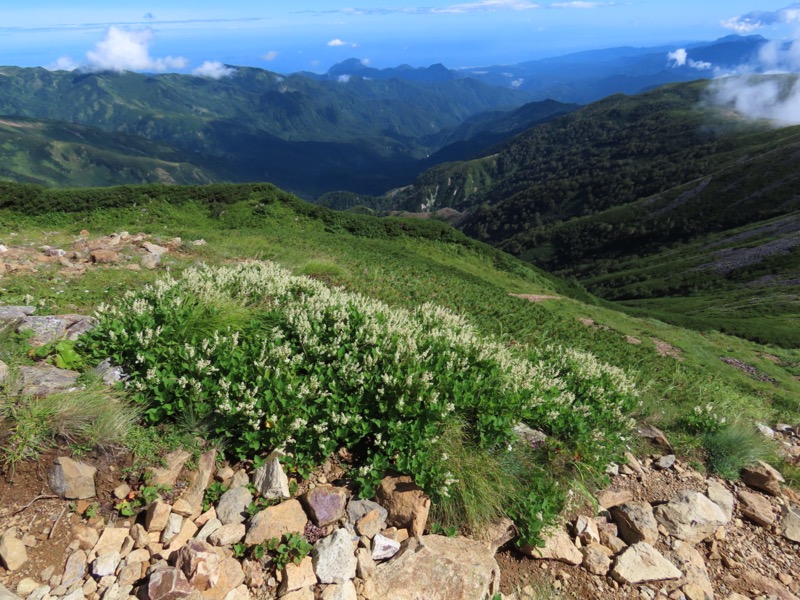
[[0, 234, 799, 600]]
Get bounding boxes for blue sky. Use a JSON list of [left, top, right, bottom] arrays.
[[1, 1, 798, 74]]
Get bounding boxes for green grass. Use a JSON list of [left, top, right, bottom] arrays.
[[702, 424, 776, 480]]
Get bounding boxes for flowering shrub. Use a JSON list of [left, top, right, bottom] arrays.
[[79, 261, 638, 541], [681, 402, 728, 434]]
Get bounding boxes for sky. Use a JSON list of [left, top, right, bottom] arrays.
[[1, 2, 799, 75]]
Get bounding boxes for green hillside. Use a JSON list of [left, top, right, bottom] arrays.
[[383, 78, 800, 347]]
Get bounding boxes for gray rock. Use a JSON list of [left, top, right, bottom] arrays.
[[208, 523, 246, 547], [780, 504, 800, 543], [0, 360, 8, 386], [756, 422, 776, 438], [611, 543, 682, 584], [0, 306, 36, 320], [654, 491, 729, 543], [161, 513, 184, 545], [216, 487, 253, 525], [62, 550, 88, 588], [49, 457, 96, 499], [0, 535, 28, 571], [91, 552, 121, 577], [347, 499, 388, 524], [706, 479, 735, 522], [229, 470, 249, 489], [141, 254, 161, 270], [142, 242, 169, 255], [18, 314, 96, 347], [371, 534, 401, 561], [19, 364, 80, 397], [655, 455, 676, 470], [513, 423, 548, 448], [0, 583, 21, 600], [91, 359, 127, 385], [195, 518, 223, 542], [611, 501, 659, 545], [362, 535, 500, 600], [312, 528, 357, 584], [252, 458, 290, 500]]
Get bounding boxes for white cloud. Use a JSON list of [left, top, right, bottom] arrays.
[[48, 56, 79, 71], [85, 26, 186, 72], [712, 76, 800, 125], [337, 74, 351, 82], [721, 4, 800, 32], [327, 38, 357, 47], [192, 61, 236, 79], [262, 50, 279, 61], [312, 0, 610, 15], [667, 48, 712, 70], [432, 0, 539, 13]]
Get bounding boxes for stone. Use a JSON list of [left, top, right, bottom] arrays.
[[581, 544, 612, 576], [223, 585, 249, 600], [0, 360, 8, 385], [667, 541, 713, 600], [91, 552, 121, 577], [170, 498, 195, 518], [356, 546, 376, 580], [162, 519, 199, 559], [781, 504, 800, 542], [278, 557, 316, 595], [215, 467, 235, 482], [208, 523, 246, 547], [252, 458, 290, 500], [372, 533, 401, 561], [312, 528, 358, 584], [245, 499, 307, 545], [655, 455, 676, 470], [737, 489, 776, 527], [320, 581, 357, 600], [518, 527, 582, 565], [242, 559, 264, 589], [125, 548, 150, 565], [16, 579, 40, 597], [302, 486, 348, 527], [161, 513, 184, 544], [200, 557, 244, 600], [280, 589, 314, 600], [18, 314, 96, 347], [61, 549, 88, 587], [142, 242, 169, 255], [756, 423, 776, 438], [347, 499, 388, 524], [0, 535, 28, 571], [0, 306, 36, 320], [604, 534, 627, 554], [611, 543, 682, 585], [356, 509, 386, 539], [117, 562, 145, 587], [654, 491, 729, 543], [195, 507, 217, 526], [474, 518, 515, 553], [637, 424, 672, 450], [50, 457, 98, 501], [147, 449, 192, 487], [375, 475, 431, 538], [178, 450, 216, 511], [141, 254, 161, 269], [195, 518, 223, 542], [147, 567, 194, 600], [93, 360, 126, 385], [513, 423, 548, 448], [362, 535, 500, 600], [738, 568, 799, 600], [575, 515, 600, 545], [611, 501, 659, 545], [707, 480, 735, 522], [174, 540, 220, 591], [62, 589, 85, 600], [90, 249, 119, 263], [216, 487, 253, 526], [741, 461, 785, 496], [129, 524, 149, 549], [596, 488, 634, 510], [145, 501, 173, 533], [229, 470, 249, 489], [90, 527, 130, 560], [113, 483, 132, 500], [18, 364, 80, 396]]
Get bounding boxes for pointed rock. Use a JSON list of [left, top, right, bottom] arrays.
[[252, 458, 290, 500], [611, 543, 682, 585], [781, 504, 800, 543], [178, 449, 216, 512], [376, 475, 431, 538], [741, 461, 785, 496]]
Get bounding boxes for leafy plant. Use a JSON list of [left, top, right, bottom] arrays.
[[265, 533, 313, 570], [202, 481, 229, 513]]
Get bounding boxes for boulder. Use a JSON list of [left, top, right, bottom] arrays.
[[0, 535, 28, 571], [142, 242, 169, 255], [174, 540, 220, 591], [737, 489, 775, 527], [18, 314, 96, 347], [741, 461, 785, 496], [781, 504, 800, 543], [49, 457, 96, 500], [90, 250, 119, 264], [706, 479, 735, 522], [302, 486, 348, 527], [596, 488, 633, 510], [216, 487, 253, 526], [362, 535, 500, 600], [0, 306, 36, 320], [518, 527, 582, 565], [147, 567, 194, 600], [611, 501, 659, 545], [637, 424, 672, 450], [611, 543, 682, 585], [177, 449, 216, 512], [375, 475, 431, 537], [581, 544, 612, 576], [312, 528, 357, 584], [19, 365, 80, 397], [653, 491, 729, 543], [208, 523, 246, 547], [252, 458, 290, 500], [161, 513, 184, 544], [244, 499, 307, 545]]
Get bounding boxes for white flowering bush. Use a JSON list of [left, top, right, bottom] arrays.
[[79, 261, 638, 545]]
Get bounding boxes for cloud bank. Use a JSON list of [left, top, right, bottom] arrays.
[[712, 76, 800, 124], [193, 61, 236, 79], [85, 26, 186, 72], [721, 4, 800, 33]]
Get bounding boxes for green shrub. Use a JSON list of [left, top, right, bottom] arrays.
[[703, 423, 774, 480]]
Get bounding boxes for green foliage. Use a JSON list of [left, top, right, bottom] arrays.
[[680, 403, 728, 435], [263, 533, 313, 570], [702, 424, 775, 480], [30, 340, 85, 370], [202, 482, 229, 513]]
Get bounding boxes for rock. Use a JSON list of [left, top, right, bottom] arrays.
[[161, 513, 184, 544], [196, 518, 223, 542], [312, 528, 358, 584], [113, 483, 131, 500], [741, 461, 785, 496], [518, 527, 582, 565], [474, 518, 515, 553], [93, 359, 127, 385], [347, 499, 388, 524], [208, 523, 246, 547], [147, 567, 194, 600], [141, 254, 161, 270], [0, 306, 36, 320], [147, 449, 191, 487], [229, 470, 249, 489], [372, 533, 401, 561], [280, 589, 314, 600], [216, 467, 235, 482], [653, 491, 728, 543], [192, 239, 207, 246], [611, 501, 659, 545], [91, 552, 121, 577], [19, 364, 80, 397], [756, 422, 776, 438], [251, 458, 290, 500], [738, 568, 799, 600], [129, 524, 149, 549], [62, 550, 88, 587], [581, 544, 612, 576], [216, 487, 253, 526], [574, 515, 600, 545], [17, 314, 95, 347], [90, 250, 120, 264], [320, 581, 357, 600], [90, 527, 130, 561], [278, 557, 316, 595], [362, 535, 500, 600], [356, 547, 376, 580], [146, 501, 173, 533], [375, 475, 431, 538], [706, 480, 735, 522], [624, 452, 646, 477], [0, 535, 28, 571], [611, 543, 682, 585], [302, 486, 348, 527], [596, 488, 633, 510], [244, 499, 307, 545], [637, 424, 672, 450], [0, 360, 8, 385], [162, 519, 199, 559], [174, 540, 220, 591], [655, 455, 676, 470], [171, 498, 195, 518], [513, 423, 548, 448], [223, 585, 249, 600], [604, 534, 627, 554], [781, 504, 800, 542], [737, 489, 776, 527], [0, 584, 21, 600], [356, 509, 386, 539], [667, 541, 713, 600], [178, 449, 216, 512], [142, 242, 169, 255], [200, 557, 244, 600], [16, 579, 40, 597]]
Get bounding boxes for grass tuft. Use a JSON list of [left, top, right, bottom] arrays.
[[702, 423, 775, 480]]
